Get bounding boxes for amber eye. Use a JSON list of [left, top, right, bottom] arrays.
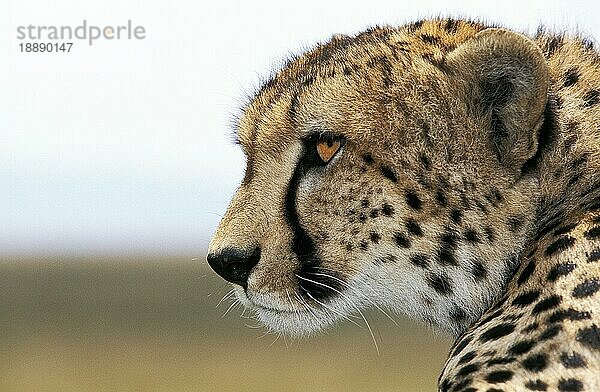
[[316, 137, 342, 163]]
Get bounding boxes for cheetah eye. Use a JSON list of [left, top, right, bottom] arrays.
[[316, 135, 343, 163]]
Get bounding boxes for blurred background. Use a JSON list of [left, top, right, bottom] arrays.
[[2, 1, 598, 391]]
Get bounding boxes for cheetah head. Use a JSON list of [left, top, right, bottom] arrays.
[[208, 23, 550, 337]]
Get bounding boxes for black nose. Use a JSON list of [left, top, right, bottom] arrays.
[[206, 247, 260, 287]]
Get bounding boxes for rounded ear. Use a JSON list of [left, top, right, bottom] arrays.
[[445, 28, 549, 173]]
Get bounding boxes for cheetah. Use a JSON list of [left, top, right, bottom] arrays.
[[207, 19, 600, 391]]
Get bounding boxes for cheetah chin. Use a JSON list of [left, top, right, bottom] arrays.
[[208, 18, 600, 391]]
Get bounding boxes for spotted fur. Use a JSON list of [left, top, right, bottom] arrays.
[[208, 18, 600, 391]]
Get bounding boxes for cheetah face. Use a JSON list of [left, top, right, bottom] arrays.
[[208, 26, 549, 336]]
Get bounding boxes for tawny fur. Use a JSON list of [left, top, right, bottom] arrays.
[[209, 19, 600, 391]]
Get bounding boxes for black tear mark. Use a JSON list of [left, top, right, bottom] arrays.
[[285, 144, 344, 302]]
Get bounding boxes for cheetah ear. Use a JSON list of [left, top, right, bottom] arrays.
[[446, 28, 549, 173]]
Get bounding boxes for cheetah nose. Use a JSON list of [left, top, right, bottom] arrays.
[[206, 247, 261, 287]]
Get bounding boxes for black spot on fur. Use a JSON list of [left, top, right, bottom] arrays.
[[436, 190, 448, 207], [585, 225, 600, 239], [547, 263, 576, 282], [406, 20, 424, 32], [419, 154, 431, 170], [427, 272, 453, 295], [572, 278, 600, 298], [583, 89, 600, 107], [420, 34, 440, 44], [451, 306, 467, 323], [394, 233, 410, 248], [452, 336, 472, 357], [523, 323, 539, 333], [479, 323, 515, 342], [380, 166, 397, 182], [406, 219, 423, 236], [458, 351, 477, 365], [444, 19, 459, 33], [487, 356, 514, 366], [509, 340, 536, 355], [522, 353, 547, 372], [437, 247, 457, 266], [539, 325, 562, 340], [512, 290, 541, 307], [409, 253, 429, 268], [525, 379, 548, 391], [589, 249, 600, 263], [369, 209, 379, 218], [405, 190, 422, 210], [359, 240, 368, 251], [362, 153, 374, 164], [576, 325, 600, 350], [558, 378, 583, 392], [456, 362, 479, 377], [553, 223, 577, 237], [451, 209, 463, 224], [563, 68, 580, 88], [545, 35, 564, 56], [464, 229, 480, 243], [507, 216, 524, 232], [561, 352, 586, 369], [545, 236, 576, 256], [532, 295, 562, 314], [381, 203, 394, 216], [451, 378, 473, 391], [517, 259, 536, 285], [471, 259, 487, 281], [369, 231, 381, 244], [485, 370, 513, 383], [547, 308, 591, 323], [485, 226, 495, 242]]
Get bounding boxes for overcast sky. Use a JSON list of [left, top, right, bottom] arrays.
[[2, 0, 599, 256]]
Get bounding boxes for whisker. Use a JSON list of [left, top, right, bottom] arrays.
[[356, 306, 380, 355], [216, 288, 236, 308], [221, 300, 239, 318], [303, 290, 362, 328]]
